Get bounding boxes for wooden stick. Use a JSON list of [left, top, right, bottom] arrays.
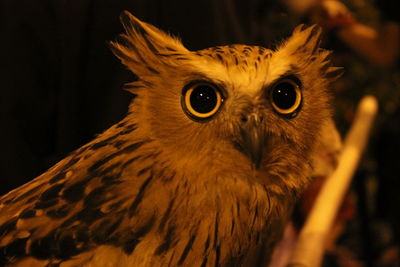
[[287, 95, 378, 267]]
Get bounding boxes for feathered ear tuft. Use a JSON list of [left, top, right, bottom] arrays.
[[110, 11, 188, 78], [284, 24, 322, 58], [279, 25, 343, 81]]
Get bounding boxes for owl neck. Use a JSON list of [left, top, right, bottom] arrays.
[[131, 151, 296, 266]]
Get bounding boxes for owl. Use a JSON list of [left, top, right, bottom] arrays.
[[0, 11, 340, 267]]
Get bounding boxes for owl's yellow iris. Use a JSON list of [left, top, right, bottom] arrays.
[[270, 79, 302, 116], [183, 83, 223, 120]]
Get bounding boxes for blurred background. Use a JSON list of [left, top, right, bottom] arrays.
[[0, 0, 399, 266]]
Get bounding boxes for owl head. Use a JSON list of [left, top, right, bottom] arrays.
[[110, 12, 340, 195]]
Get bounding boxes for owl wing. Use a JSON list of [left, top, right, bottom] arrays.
[[0, 121, 156, 266]]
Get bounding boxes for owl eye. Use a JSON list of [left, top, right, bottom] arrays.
[[270, 78, 302, 117], [182, 82, 224, 121]]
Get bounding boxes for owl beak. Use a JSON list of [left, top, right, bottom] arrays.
[[237, 113, 266, 169]]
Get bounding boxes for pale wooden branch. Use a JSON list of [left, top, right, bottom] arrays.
[[287, 95, 378, 267]]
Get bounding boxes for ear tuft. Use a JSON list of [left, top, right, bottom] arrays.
[[278, 25, 343, 81], [286, 24, 322, 57], [110, 11, 188, 78]]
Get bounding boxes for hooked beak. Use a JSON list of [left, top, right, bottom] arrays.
[[236, 114, 266, 169]]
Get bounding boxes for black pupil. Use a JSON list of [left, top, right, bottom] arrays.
[[272, 82, 297, 110], [190, 85, 217, 113]]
